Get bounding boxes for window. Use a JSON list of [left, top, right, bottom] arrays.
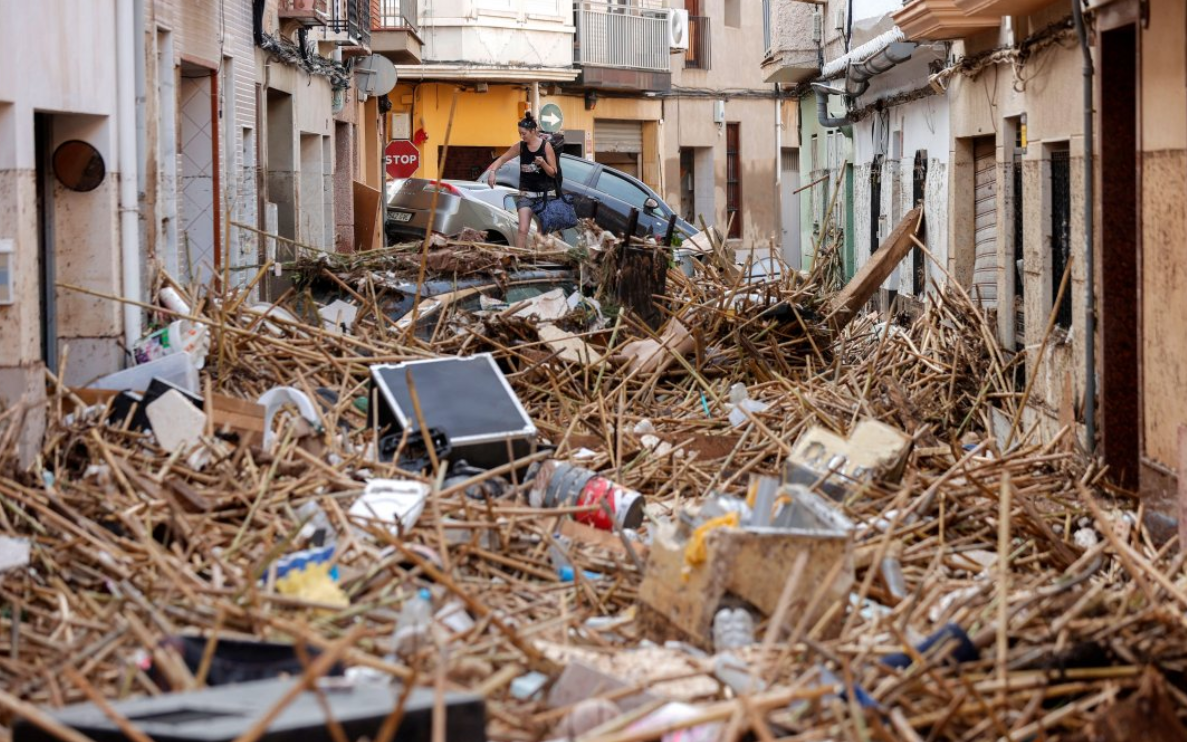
[[561, 156, 597, 186], [912, 150, 928, 295], [725, 0, 741, 28], [869, 154, 883, 256], [1050, 147, 1072, 328], [726, 123, 741, 239], [762, 0, 771, 52], [596, 170, 649, 210]]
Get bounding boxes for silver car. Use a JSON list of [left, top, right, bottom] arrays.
[[384, 178, 536, 246]]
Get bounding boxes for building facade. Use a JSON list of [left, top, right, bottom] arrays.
[[1, 0, 129, 462], [378, 0, 784, 259], [765, 0, 950, 291], [0, 0, 386, 463], [663, 0, 786, 265]]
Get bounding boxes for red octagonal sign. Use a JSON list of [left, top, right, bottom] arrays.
[[385, 140, 420, 179]]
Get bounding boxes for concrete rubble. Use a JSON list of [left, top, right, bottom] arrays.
[[1, 222, 1185, 742]]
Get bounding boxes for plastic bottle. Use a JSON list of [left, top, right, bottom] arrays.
[[392, 588, 434, 659], [711, 607, 755, 652]]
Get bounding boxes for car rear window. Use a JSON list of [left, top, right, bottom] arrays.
[[595, 171, 650, 210], [560, 156, 596, 186]]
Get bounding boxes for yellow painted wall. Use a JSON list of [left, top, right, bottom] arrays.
[[386, 83, 663, 188]]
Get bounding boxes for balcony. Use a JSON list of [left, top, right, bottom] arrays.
[[392, 0, 575, 81], [372, 0, 421, 63], [574, 1, 671, 92], [279, 0, 330, 26], [760, 0, 818, 84], [893, 0, 999, 41], [684, 16, 711, 71], [316, 0, 371, 48], [952, 0, 1062, 14]]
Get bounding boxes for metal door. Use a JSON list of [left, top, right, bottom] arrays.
[[971, 137, 998, 308], [780, 148, 801, 269]]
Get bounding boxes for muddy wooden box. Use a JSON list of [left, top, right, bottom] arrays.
[[637, 487, 854, 649]]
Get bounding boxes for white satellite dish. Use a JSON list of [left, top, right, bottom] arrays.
[[354, 55, 398, 97]]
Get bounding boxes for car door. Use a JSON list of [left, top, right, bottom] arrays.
[[556, 155, 599, 223]]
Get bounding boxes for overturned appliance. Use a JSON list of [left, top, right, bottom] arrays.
[[370, 353, 537, 470]]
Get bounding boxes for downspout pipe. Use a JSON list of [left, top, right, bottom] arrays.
[[813, 85, 852, 129], [812, 43, 915, 128], [1072, 0, 1096, 453], [846, 42, 918, 95], [117, 0, 142, 351]]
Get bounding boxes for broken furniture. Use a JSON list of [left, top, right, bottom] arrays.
[[637, 486, 855, 650]]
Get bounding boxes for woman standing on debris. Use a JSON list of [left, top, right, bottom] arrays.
[[487, 111, 558, 249]]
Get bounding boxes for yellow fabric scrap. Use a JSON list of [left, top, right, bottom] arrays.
[[683, 512, 740, 569], [276, 564, 349, 610]]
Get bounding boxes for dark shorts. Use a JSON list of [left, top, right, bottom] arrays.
[[516, 190, 552, 211]]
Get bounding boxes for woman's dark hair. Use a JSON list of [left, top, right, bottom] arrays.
[[518, 111, 538, 130]]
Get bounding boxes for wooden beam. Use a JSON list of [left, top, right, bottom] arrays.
[[1178, 424, 1187, 550], [827, 207, 923, 331]]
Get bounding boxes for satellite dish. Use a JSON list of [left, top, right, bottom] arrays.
[[354, 55, 397, 97]]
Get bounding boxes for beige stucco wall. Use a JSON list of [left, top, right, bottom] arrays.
[[1140, 0, 1187, 483], [947, 21, 1087, 442], [667, 0, 780, 254]]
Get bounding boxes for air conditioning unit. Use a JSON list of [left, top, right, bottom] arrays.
[[278, 0, 329, 26], [669, 9, 690, 52]]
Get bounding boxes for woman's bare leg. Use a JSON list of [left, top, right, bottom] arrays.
[[517, 206, 533, 249]]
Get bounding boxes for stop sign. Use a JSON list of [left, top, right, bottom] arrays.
[[385, 140, 420, 179]]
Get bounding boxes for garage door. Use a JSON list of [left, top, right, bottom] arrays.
[[594, 119, 643, 154], [971, 137, 998, 308]]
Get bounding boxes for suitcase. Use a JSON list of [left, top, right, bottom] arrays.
[[370, 354, 537, 470], [12, 677, 486, 742]]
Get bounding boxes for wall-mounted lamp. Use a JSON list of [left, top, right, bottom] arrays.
[[584, 90, 598, 111]]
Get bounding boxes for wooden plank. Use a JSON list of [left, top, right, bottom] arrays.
[[828, 206, 922, 331], [1178, 424, 1187, 550], [352, 180, 382, 252]]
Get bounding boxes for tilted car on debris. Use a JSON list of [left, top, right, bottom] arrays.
[[384, 178, 542, 246], [483, 154, 697, 242]]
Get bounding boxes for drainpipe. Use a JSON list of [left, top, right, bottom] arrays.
[[813, 42, 916, 128], [1073, 0, 1096, 453], [812, 84, 851, 129], [846, 42, 917, 96], [117, 0, 142, 350]]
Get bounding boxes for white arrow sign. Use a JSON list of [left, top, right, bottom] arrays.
[[542, 111, 561, 127]]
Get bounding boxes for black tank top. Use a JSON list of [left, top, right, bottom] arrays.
[[519, 140, 553, 193]]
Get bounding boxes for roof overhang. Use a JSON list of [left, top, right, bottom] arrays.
[[394, 64, 580, 83]]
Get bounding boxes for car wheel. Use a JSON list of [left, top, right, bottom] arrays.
[[487, 232, 509, 246]]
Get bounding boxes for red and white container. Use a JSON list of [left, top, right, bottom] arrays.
[[530, 460, 645, 531]]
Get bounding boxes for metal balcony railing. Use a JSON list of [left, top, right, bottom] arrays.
[[574, 1, 670, 73], [375, 0, 418, 33], [684, 15, 710, 70], [329, 0, 371, 46]]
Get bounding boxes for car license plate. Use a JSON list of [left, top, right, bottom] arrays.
[[390, 211, 414, 223]]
